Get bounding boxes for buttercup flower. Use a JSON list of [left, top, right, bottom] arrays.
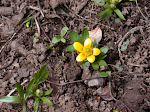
[[73, 38, 101, 63]]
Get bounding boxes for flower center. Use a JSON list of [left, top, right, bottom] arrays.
[[86, 48, 91, 52], [82, 47, 93, 57]]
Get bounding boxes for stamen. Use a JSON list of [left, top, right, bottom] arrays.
[[86, 48, 91, 52]]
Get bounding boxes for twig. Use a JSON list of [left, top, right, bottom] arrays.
[[128, 63, 148, 68], [34, 17, 41, 37], [29, 6, 48, 13], [0, 33, 16, 54], [41, 28, 51, 42], [46, 76, 104, 86], [7, 79, 28, 96], [135, 0, 149, 23], [37, 0, 44, 17]]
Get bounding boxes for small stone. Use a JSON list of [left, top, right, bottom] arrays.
[[10, 77, 15, 84], [88, 78, 104, 87]]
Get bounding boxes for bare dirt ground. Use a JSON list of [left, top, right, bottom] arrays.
[[0, 0, 150, 112]]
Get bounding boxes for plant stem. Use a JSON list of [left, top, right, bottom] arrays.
[[22, 101, 26, 112], [49, 42, 58, 49]]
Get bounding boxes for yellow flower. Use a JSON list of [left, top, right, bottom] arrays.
[[73, 38, 101, 63]]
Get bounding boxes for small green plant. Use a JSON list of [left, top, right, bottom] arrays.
[[92, 0, 132, 21], [0, 65, 53, 112], [121, 39, 129, 51], [23, 17, 34, 28], [33, 33, 39, 44], [66, 28, 111, 77], [46, 27, 68, 49]]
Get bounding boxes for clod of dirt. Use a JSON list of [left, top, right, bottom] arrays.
[[63, 62, 81, 81], [11, 13, 24, 26], [38, 54, 46, 62], [89, 24, 102, 42], [11, 40, 28, 56], [1, 17, 14, 36], [71, 0, 88, 14], [0, 7, 13, 16], [96, 86, 113, 101], [82, 70, 91, 80], [49, 0, 67, 9], [17, 67, 30, 82], [33, 43, 47, 54], [122, 79, 146, 111]]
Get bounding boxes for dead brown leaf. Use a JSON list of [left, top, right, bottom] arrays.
[[89, 24, 102, 42]]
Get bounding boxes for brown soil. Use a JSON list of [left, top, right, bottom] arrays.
[[0, 0, 150, 112]]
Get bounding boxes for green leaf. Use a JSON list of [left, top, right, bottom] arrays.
[[81, 28, 89, 42], [23, 17, 33, 24], [92, 0, 105, 5], [97, 7, 112, 16], [129, 29, 134, 34], [115, 18, 121, 23], [15, 82, 24, 99], [115, 62, 123, 71], [84, 62, 90, 67], [61, 38, 66, 43], [44, 89, 53, 96], [41, 97, 53, 105], [99, 72, 109, 77], [33, 73, 38, 79], [0, 96, 22, 103], [98, 9, 113, 21], [38, 65, 47, 76], [121, 39, 129, 51], [36, 65, 47, 82], [38, 71, 49, 84], [93, 40, 98, 47], [98, 60, 107, 66], [25, 79, 35, 100], [129, 0, 135, 1], [83, 62, 90, 71], [34, 97, 40, 112], [66, 45, 75, 52], [104, 0, 110, 3], [52, 35, 61, 44], [106, 71, 111, 76], [97, 54, 107, 61], [114, 8, 125, 20], [33, 37, 39, 44], [100, 46, 109, 54], [61, 27, 68, 37], [69, 31, 82, 43], [42, 71, 49, 79], [82, 61, 86, 68], [91, 62, 99, 70]]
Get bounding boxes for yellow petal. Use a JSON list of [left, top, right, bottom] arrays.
[[73, 42, 83, 52], [76, 53, 86, 62], [87, 55, 95, 63], [93, 48, 101, 56], [84, 38, 92, 48]]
